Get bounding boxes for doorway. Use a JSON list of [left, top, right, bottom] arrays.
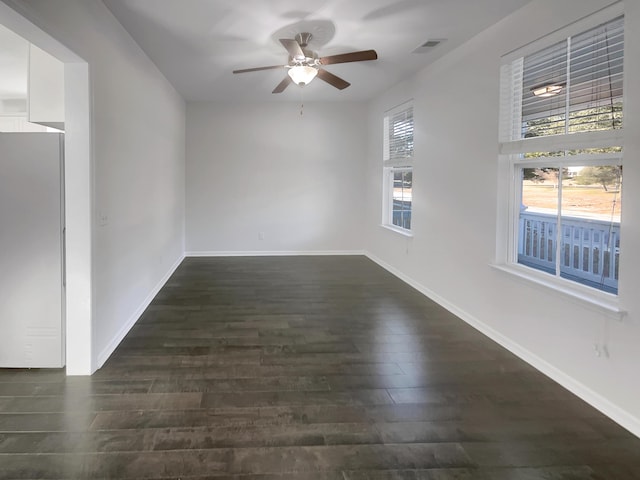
[[0, 1, 93, 374]]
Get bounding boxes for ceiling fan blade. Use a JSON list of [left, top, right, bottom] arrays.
[[272, 76, 292, 94], [279, 38, 304, 60], [317, 69, 351, 90], [233, 65, 284, 74], [319, 49, 378, 65]]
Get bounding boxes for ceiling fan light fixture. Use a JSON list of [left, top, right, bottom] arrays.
[[287, 65, 318, 86], [531, 82, 566, 97]]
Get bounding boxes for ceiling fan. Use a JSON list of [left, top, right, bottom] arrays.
[[233, 32, 378, 93]]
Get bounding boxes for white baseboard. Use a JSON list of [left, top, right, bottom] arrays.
[[185, 250, 365, 257], [364, 251, 640, 439], [96, 253, 185, 369]]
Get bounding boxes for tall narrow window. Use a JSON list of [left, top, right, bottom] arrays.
[[383, 101, 414, 232], [499, 15, 623, 294]]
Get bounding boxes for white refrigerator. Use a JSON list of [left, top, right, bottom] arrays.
[[0, 132, 65, 368]]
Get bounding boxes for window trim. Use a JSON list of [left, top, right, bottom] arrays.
[[382, 166, 413, 233], [490, 262, 624, 319], [382, 100, 414, 234], [500, 157, 622, 313], [496, 9, 625, 301], [506, 153, 623, 283], [381, 222, 414, 238]]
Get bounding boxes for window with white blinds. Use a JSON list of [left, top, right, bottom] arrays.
[[501, 15, 624, 146], [383, 101, 414, 232], [498, 12, 624, 296], [384, 102, 414, 165]]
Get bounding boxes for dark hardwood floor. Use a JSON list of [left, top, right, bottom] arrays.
[[1, 256, 639, 479]]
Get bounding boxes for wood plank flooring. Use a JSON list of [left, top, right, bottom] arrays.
[[1, 255, 639, 479]]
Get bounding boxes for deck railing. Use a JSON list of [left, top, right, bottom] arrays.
[[518, 210, 620, 293]]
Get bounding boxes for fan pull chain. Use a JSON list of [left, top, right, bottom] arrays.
[[300, 88, 304, 116]]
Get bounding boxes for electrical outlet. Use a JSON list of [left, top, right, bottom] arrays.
[[258, 232, 265, 240]]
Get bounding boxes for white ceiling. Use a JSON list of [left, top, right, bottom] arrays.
[[103, 0, 532, 103]]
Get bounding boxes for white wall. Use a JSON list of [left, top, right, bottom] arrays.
[[186, 102, 365, 254], [3, 0, 186, 371], [365, 0, 640, 435], [28, 43, 64, 129]]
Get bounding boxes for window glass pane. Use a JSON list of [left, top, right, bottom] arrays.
[[569, 16, 624, 133], [522, 40, 567, 139], [567, 147, 623, 155], [518, 165, 621, 293], [392, 170, 412, 230], [518, 167, 560, 275], [519, 16, 624, 139], [387, 107, 414, 161], [568, 103, 622, 134], [403, 171, 412, 230], [559, 165, 621, 293]]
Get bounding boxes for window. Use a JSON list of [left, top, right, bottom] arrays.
[[499, 14, 623, 295], [383, 101, 413, 232]]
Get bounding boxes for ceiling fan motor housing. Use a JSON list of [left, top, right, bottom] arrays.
[[295, 32, 313, 48], [289, 33, 319, 66], [289, 50, 319, 66]]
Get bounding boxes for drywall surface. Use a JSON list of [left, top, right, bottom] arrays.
[[186, 102, 366, 254], [28, 43, 64, 128], [5, 0, 186, 371], [364, 0, 640, 434]]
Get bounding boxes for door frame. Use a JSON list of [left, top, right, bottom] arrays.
[[0, 1, 94, 374]]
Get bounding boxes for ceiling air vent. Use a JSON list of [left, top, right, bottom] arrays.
[[413, 39, 445, 54]]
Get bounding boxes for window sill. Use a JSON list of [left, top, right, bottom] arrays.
[[380, 224, 414, 238], [490, 263, 626, 320]]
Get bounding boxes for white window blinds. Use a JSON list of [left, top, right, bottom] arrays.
[[568, 16, 623, 133], [501, 15, 624, 147], [383, 102, 414, 165]]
